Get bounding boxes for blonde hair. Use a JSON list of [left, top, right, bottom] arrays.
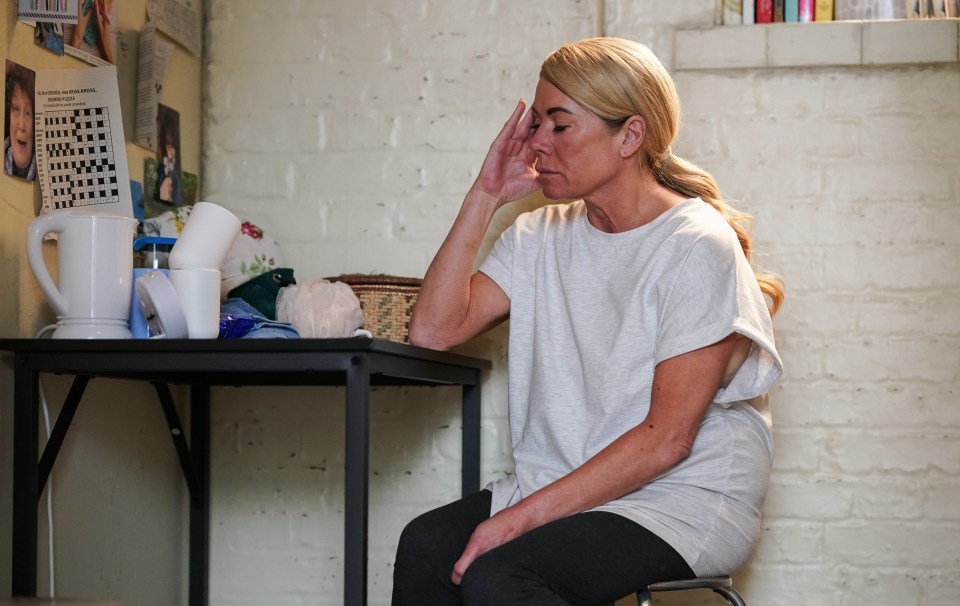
[[541, 38, 784, 315]]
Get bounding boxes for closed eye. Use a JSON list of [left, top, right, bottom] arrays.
[[529, 123, 568, 134]]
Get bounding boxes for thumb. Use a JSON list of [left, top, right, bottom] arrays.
[[450, 550, 476, 586]]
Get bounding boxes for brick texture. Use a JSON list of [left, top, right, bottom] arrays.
[[203, 1, 960, 604]]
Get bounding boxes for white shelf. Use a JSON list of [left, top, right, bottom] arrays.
[[675, 19, 960, 70]]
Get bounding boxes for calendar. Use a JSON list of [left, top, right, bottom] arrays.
[[35, 66, 133, 217]]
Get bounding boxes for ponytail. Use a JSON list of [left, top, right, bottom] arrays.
[[654, 151, 785, 316]]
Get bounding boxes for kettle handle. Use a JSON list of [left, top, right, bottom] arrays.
[[26, 212, 70, 317]]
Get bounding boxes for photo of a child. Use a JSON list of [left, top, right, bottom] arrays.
[[156, 103, 182, 206]]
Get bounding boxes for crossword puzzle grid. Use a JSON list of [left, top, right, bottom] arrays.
[[43, 107, 120, 210]]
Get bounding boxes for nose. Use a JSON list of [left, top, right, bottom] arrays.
[[529, 127, 549, 156]]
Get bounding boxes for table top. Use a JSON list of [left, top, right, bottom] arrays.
[[0, 601, 121, 606], [0, 337, 489, 366], [0, 337, 490, 386]]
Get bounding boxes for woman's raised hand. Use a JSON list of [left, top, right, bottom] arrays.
[[472, 100, 540, 207]]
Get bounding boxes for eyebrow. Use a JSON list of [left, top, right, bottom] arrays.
[[532, 106, 576, 119]]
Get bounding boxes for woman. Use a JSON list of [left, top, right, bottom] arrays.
[[393, 37, 784, 606]]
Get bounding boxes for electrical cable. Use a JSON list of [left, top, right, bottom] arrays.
[[40, 381, 55, 597], [36, 324, 58, 597]]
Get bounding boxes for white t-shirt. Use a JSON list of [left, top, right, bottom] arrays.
[[478, 198, 783, 576]]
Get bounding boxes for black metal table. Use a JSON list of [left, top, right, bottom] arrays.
[[0, 338, 490, 606]]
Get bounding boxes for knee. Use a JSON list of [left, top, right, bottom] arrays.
[[395, 513, 435, 566], [458, 558, 494, 604], [459, 554, 524, 604]]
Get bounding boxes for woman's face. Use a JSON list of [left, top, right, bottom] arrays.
[[528, 78, 623, 201], [9, 84, 34, 170]]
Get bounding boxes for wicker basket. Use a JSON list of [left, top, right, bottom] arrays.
[[326, 274, 422, 342]]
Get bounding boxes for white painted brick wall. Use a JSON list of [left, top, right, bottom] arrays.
[[203, 1, 960, 604]]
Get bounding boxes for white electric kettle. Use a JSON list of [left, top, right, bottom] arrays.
[[26, 210, 139, 339]]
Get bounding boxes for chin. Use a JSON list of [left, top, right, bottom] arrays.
[[543, 189, 582, 202], [539, 182, 569, 201]]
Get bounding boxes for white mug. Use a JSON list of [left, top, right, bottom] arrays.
[[169, 268, 222, 339], [168, 201, 241, 271], [26, 210, 138, 339]]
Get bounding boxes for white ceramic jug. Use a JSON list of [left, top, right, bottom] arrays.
[[26, 210, 139, 339]]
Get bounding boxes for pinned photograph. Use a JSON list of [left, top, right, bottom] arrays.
[[4, 60, 37, 181], [156, 103, 182, 206], [62, 0, 117, 66], [35, 22, 66, 56]]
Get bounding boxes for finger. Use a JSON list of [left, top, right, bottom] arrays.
[[490, 100, 526, 148], [450, 553, 472, 586], [510, 99, 532, 141], [509, 98, 527, 125]]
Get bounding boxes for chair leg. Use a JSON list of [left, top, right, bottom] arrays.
[[714, 586, 747, 606], [636, 589, 653, 606]]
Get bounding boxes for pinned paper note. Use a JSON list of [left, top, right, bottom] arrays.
[[135, 20, 174, 151], [19, 0, 79, 23], [146, 0, 202, 57], [34, 65, 133, 217]]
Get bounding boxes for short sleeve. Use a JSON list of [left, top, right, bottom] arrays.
[[655, 229, 783, 403], [478, 222, 516, 300]]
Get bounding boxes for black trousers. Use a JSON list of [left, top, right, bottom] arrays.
[[392, 490, 694, 606]]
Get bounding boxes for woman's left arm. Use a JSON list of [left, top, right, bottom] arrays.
[[451, 332, 747, 584]]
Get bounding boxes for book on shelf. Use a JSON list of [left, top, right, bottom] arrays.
[[757, 0, 774, 22], [815, 0, 834, 20], [774, 0, 786, 21], [785, 0, 799, 20], [744, 0, 756, 22], [723, 0, 743, 24], [836, 0, 906, 19], [929, 0, 949, 17], [799, 0, 815, 20]]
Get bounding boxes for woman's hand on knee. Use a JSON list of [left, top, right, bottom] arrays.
[[451, 506, 533, 585]]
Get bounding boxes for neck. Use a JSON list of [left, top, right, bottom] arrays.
[[583, 173, 686, 233]]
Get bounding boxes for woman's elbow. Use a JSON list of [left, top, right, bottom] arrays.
[[408, 323, 453, 351]]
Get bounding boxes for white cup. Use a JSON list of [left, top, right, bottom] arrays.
[[168, 202, 241, 271], [169, 268, 222, 339]]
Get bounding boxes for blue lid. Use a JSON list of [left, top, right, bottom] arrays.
[[133, 236, 177, 251]]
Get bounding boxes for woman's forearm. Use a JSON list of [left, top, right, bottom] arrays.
[[507, 334, 744, 532], [411, 100, 536, 350], [512, 422, 689, 530], [409, 187, 502, 349], [451, 418, 695, 585]]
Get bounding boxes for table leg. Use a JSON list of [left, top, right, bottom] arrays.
[[11, 365, 39, 596], [344, 355, 370, 606], [461, 382, 481, 496], [189, 385, 210, 606], [37, 376, 89, 493]]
